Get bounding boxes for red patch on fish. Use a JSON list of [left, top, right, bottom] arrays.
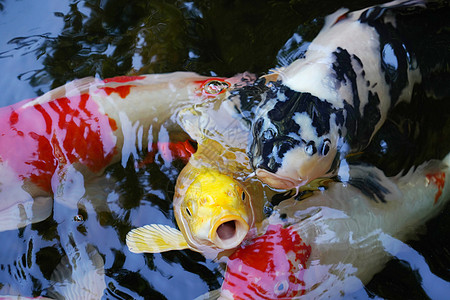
[[103, 75, 146, 83], [139, 140, 197, 167], [194, 78, 230, 98], [0, 94, 117, 192], [98, 85, 135, 99], [222, 224, 311, 299], [426, 172, 446, 203], [333, 12, 349, 25]]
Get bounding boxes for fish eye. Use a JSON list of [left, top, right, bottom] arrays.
[[241, 191, 246, 202], [321, 139, 331, 156], [203, 80, 230, 94], [304, 141, 316, 156], [274, 280, 289, 296], [185, 207, 192, 217]]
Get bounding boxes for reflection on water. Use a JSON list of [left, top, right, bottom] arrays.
[[0, 0, 449, 299]]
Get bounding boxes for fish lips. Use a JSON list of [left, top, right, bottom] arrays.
[[210, 215, 250, 250], [255, 168, 307, 190]]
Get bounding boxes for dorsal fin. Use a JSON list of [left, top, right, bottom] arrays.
[[21, 77, 98, 109]]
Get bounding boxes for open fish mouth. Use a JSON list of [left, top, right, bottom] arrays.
[[255, 168, 306, 190], [210, 216, 249, 250]]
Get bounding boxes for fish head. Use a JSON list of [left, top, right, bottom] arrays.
[[177, 169, 253, 251], [249, 83, 340, 190], [125, 169, 254, 257], [220, 224, 311, 299]]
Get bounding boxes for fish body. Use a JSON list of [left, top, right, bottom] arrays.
[[249, 0, 424, 190], [0, 72, 234, 231], [218, 152, 450, 299]]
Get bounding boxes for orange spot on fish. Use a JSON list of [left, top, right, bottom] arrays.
[[333, 12, 349, 25], [98, 85, 135, 99], [222, 224, 311, 299], [0, 94, 117, 192], [103, 75, 146, 83], [108, 117, 118, 131], [426, 172, 446, 204]]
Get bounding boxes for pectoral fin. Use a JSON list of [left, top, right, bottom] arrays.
[[126, 224, 190, 253]]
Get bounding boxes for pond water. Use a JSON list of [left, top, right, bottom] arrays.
[[0, 0, 449, 299]]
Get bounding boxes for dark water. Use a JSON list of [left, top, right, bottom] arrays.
[[0, 0, 449, 299]]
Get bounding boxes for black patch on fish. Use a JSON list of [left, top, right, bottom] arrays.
[[352, 54, 364, 68], [228, 78, 269, 125], [264, 82, 335, 136], [263, 202, 274, 217], [325, 150, 343, 175], [359, 91, 382, 145], [346, 162, 390, 203], [249, 81, 342, 173], [332, 47, 361, 116], [359, 4, 417, 106], [331, 48, 383, 150], [270, 190, 296, 207]]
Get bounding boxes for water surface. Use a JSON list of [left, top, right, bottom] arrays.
[[0, 0, 449, 299]]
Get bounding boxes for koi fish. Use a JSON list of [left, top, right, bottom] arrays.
[[126, 73, 275, 258], [0, 72, 245, 232], [216, 152, 450, 299], [248, 0, 425, 190], [126, 167, 256, 257]]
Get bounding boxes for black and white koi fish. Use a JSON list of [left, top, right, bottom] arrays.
[[248, 0, 425, 190]]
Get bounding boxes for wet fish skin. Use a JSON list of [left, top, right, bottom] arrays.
[[0, 72, 229, 231], [217, 151, 450, 299], [220, 224, 311, 300], [249, 0, 425, 190]]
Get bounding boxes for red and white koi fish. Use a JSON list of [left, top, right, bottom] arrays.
[[0, 72, 244, 231], [215, 152, 450, 299]]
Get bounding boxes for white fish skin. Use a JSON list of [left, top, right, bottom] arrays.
[[260, 152, 450, 298]]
